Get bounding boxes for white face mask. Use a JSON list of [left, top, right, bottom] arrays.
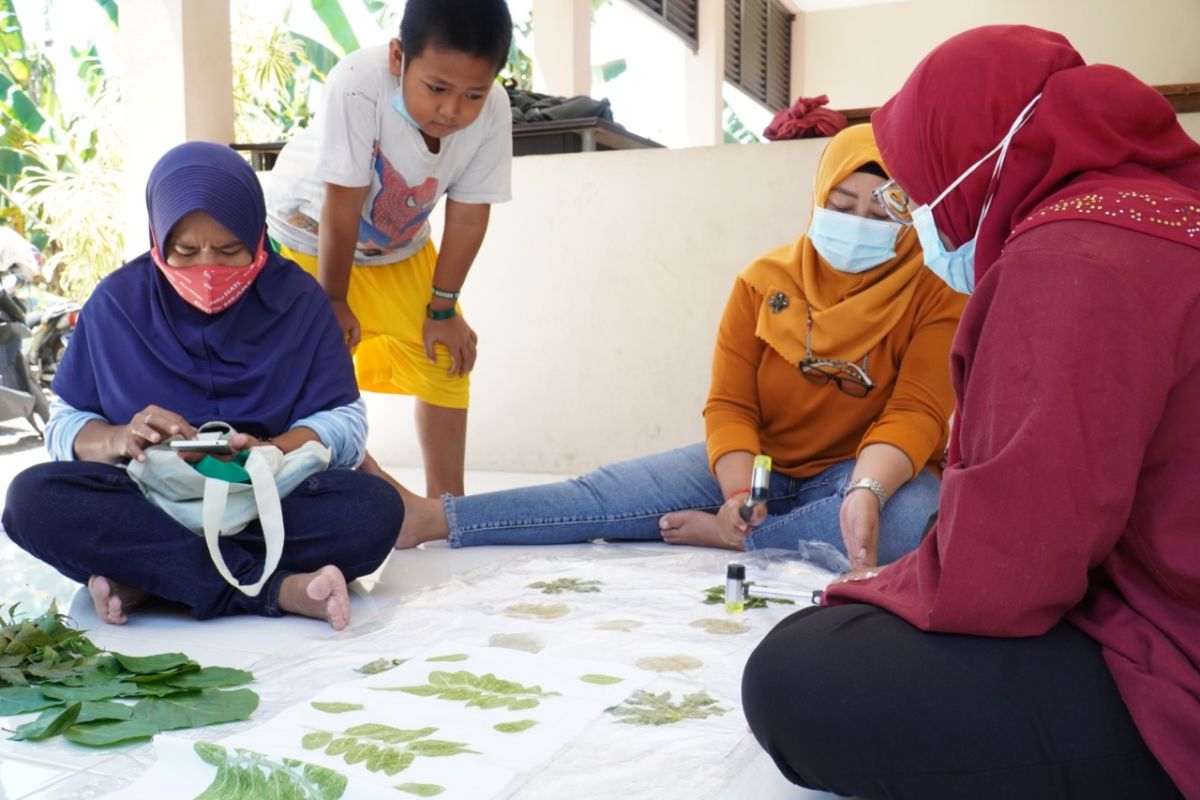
[[910, 92, 1042, 294], [808, 206, 903, 273]]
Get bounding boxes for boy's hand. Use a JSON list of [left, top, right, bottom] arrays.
[[423, 315, 478, 377], [330, 299, 361, 349]]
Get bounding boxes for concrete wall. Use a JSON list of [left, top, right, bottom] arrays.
[[801, 0, 1200, 109], [365, 112, 1200, 474]]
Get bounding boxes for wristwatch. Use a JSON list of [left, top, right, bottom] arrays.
[[842, 477, 888, 510]]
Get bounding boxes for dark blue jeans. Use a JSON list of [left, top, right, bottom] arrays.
[[2, 462, 403, 619]]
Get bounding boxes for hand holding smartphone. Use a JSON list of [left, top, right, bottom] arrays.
[[169, 438, 233, 455]]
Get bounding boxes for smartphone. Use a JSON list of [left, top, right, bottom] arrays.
[[169, 438, 233, 455]]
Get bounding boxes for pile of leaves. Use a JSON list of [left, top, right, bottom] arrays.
[[701, 583, 794, 609], [0, 603, 258, 747]]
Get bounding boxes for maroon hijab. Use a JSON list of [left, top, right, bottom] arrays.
[[873, 24, 1200, 283]]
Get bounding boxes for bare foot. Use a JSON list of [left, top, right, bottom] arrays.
[[659, 510, 746, 550], [279, 566, 351, 630], [359, 452, 450, 549], [88, 575, 150, 625]]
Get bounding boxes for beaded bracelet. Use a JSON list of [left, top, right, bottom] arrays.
[[431, 286, 461, 300]]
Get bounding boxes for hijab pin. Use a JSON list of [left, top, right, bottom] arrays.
[[769, 292, 790, 314]]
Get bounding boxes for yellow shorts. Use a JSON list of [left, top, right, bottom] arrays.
[[279, 242, 469, 409]]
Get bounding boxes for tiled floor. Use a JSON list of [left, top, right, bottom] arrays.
[[0, 423, 839, 799]]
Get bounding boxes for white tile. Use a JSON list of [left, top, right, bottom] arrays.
[[0, 757, 72, 800]]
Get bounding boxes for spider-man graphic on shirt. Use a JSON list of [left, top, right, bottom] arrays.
[[357, 142, 439, 256]]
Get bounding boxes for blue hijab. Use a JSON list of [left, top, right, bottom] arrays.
[[53, 142, 359, 438]]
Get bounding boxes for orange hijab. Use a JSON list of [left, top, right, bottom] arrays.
[[742, 124, 925, 362]]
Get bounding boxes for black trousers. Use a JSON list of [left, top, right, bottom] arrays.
[[741, 604, 1181, 800], [3, 462, 402, 619]]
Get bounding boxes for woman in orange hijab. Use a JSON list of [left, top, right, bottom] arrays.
[[393, 124, 965, 568]]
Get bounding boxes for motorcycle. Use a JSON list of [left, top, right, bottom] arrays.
[[0, 228, 56, 435], [0, 227, 81, 386]]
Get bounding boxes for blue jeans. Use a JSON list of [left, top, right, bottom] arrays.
[[2, 462, 402, 619], [446, 443, 940, 563]]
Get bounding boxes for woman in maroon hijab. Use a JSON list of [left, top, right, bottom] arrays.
[[742, 25, 1199, 799]]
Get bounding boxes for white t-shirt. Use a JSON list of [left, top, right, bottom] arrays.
[[266, 44, 513, 266]]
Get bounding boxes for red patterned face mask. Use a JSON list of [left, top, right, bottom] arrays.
[[151, 234, 268, 314]]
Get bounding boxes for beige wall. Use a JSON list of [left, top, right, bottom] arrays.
[[802, 0, 1200, 109], [366, 111, 1200, 475], [365, 138, 828, 474]]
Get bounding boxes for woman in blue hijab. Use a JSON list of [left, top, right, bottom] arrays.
[[2, 142, 403, 630]]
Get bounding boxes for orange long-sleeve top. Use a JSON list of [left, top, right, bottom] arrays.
[[703, 260, 965, 479]]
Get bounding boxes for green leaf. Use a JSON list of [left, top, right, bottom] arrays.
[[344, 724, 437, 744], [12, 701, 82, 741], [425, 653, 469, 662], [112, 652, 193, 674], [76, 700, 134, 724], [165, 666, 254, 690], [355, 657, 406, 675], [132, 688, 259, 731], [0, 686, 59, 715], [310, 0, 360, 55], [311, 701, 363, 714], [193, 742, 349, 800], [92, 0, 118, 27], [0, 666, 27, 685], [343, 741, 374, 765], [396, 783, 445, 797], [326, 736, 355, 756], [63, 718, 159, 746], [303, 730, 334, 750], [40, 680, 143, 702], [579, 674, 624, 685], [493, 719, 538, 733], [507, 698, 539, 711], [608, 689, 730, 726], [405, 739, 476, 757]]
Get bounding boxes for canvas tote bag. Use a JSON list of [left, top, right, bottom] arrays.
[[126, 421, 330, 596]]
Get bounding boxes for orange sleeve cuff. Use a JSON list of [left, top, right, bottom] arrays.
[[705, 418, 762, 474], [858, 415, 946, 475]]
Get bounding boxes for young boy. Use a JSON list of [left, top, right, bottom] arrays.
[[267, 0, 513, 497]]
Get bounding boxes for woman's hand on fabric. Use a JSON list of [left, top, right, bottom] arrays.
[[330, 299, 361, 350], [120, 406, 196, 462], [839, 489, 881, 571], [423, 314, 478, 377]]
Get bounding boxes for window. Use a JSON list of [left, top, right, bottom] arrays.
[[725, 0, 793, 111], [625, 0, 700, 50]]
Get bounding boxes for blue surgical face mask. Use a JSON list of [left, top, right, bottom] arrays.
[[910, 92, 1042, 295], [390, 53, 421, 130], [808, 206, 903, 273]]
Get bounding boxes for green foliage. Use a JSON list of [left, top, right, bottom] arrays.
[[425, 653, 469, 662], [376, 669, 560, 712], [395, 784, 445, 797], [634, 655, 704, 673], [492, 719, 538, 734], [0, 0, 124, 299], [608, 690, 729, 726], [702, 584, 793, 609], [0, 603, 258, 748], [311, 701, 364, 714], [578, 674, 624, 685], [723, 101, 764, 145], [527, 578, 602, 595], [194, 741, 349, 800], [503, 602, 569, 619], [302, 723, 475, 777], [355, 657, 407, 675]]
